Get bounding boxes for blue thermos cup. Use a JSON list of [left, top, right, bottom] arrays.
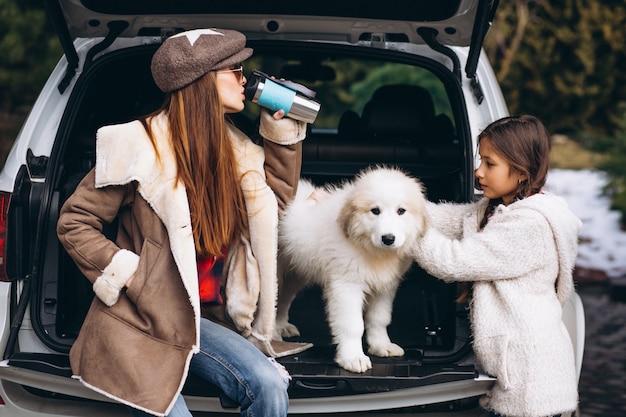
[[245, 70, 321, 124]]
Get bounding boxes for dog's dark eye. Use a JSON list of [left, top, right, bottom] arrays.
[[397, 208, 406, 215], [371, 207, 380, 215]]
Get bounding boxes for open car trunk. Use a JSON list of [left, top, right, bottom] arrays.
[[0, 0, 505, 413], [1, 38, 490, 413]]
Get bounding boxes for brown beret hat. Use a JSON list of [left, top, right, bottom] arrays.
[[151, 28, 253, 93]]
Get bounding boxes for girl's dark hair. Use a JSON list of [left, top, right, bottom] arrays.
[[458, 115, 551, 303], [478, 114, 551, 201]]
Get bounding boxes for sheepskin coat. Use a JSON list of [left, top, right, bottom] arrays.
[[56, 111, 304, 416], [411, 194, 581, 417]]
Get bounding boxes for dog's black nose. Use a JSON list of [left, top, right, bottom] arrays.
[[382, 234, 395, 246]]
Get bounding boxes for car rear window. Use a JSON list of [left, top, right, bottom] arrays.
[[244, 54, 455, 133]]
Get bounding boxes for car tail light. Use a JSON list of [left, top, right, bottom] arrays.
[[0, 192, 11, 282]]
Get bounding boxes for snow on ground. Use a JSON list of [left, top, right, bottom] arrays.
[[545, 169, 626, 278]]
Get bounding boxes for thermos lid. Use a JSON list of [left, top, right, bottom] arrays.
[[245, 70, 317, 99]]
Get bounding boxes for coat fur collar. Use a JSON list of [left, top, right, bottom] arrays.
[[95, 113, 201, 342]]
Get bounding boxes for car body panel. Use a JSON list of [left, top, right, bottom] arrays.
[[46, 0, 498, 90], [54, 0, 481, 44], [0, 361, 495, 415]]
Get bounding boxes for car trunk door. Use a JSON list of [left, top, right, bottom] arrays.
[[48, 0, 499, 96]]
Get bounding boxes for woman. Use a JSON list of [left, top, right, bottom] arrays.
[[57, 28, 306, 417]]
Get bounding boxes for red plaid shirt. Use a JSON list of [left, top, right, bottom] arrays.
[[197, 248, 226, 306]]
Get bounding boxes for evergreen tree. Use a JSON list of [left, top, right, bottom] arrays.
[[597, 109, 626, 225], [0, 0, 61, 114], [485, 0, 626, 136]]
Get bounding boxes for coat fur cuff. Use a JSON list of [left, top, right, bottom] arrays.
[[93, 249, 140, 307], [259, 110, 306, 145]]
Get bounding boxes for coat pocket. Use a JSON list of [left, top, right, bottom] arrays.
[[472, 334, 513, 390], [124, 238, 162, 306]]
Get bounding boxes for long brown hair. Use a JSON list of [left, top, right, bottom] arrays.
[[142, 71, 247, 257]]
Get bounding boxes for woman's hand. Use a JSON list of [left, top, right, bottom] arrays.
[[259, 108, 306, 145]]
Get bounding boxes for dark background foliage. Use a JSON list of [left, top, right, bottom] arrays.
[[484, 0, 626, 137]]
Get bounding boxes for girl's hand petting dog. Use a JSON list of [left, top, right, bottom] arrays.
[[306, 189, 330, 205]]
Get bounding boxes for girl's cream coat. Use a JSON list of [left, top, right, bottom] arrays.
[[412, 195, 581, 417], [57, 112, 304, 416]]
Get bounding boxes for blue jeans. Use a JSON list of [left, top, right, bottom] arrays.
[[129, 317, 290, 417]]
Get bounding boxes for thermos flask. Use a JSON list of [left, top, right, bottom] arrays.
[[245, 69, 321, 124]]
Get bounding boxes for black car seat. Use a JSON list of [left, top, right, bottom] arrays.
[[337, 109, 364, 140], [361, 84, 437, 142]]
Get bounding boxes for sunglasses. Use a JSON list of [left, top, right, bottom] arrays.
[[215, 65, 244, 82]]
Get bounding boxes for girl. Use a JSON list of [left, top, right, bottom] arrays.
[[411, 115, 581, 417], [57, 28, 306, 417]]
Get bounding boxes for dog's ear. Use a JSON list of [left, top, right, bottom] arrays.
[[338, 196, 358, 240]]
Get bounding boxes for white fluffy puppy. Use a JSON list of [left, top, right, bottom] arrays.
[[276, 166, 429, 373]]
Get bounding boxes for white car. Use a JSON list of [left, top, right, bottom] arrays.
[[0, 0, 584, 416]]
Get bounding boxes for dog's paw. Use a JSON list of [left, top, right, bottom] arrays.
[[368, 342, 405, 358], [336, 353, 372, 373], [276, 322, 301, 338], [272, 329, 284, 341]]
